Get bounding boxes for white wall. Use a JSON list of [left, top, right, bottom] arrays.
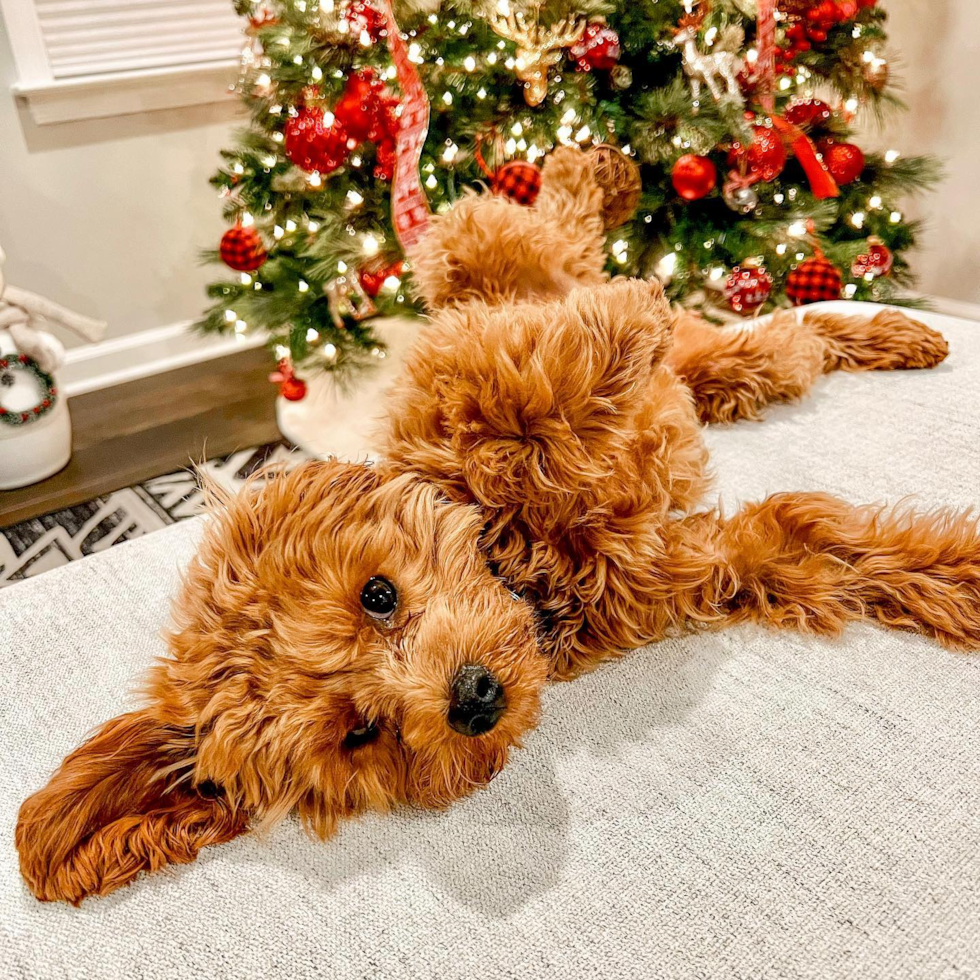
[[0, 23, 241, 350], [0, 0, 976, 361], [877, 0, 980, 307]]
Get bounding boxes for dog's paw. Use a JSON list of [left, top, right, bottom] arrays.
[[876, 311, 949, 370], [812, 308, 949, 372]]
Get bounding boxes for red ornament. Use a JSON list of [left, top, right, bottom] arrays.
[[374, 139, 396, 180], [728, 126, 787, 182], [851, 237, 893, 279], [493, 160, 543, 205], [786, 253, 843, 305], [359, 260, 404, 298], [820, 141, 865, 184], [219, 225, 267, 272], [724, 261, 773, 314], [343, 0, 387, 42], [783, 98, 833, 131], [672, 155, 717, 201], [269, 359, 308, 401], [568, 23, 621, 72], [333, 69, 386, 143], [280, 377, 308, 401], [284, 108, 350, 173]]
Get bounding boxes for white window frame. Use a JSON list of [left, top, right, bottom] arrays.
[[1, 0, 240, 125]]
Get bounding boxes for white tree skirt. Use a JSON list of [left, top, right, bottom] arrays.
[[276, 316, 420, 460]]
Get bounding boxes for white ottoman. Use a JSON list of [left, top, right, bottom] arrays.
[[2, 303, 979, 980]]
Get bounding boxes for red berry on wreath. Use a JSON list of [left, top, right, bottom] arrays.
[[783, 98, 832, 131], [493, 160, 542, 205], [343, 0, 387, 43], [724, 260, 773, 314], [284, 108, 350, 173], [672, 154, 717, 201], [786, 252, 842, 305], [568, 23, 621, 72], [220, 225, 267, 272], [819, 140, 865, 184], [728, 126, 787, 182]]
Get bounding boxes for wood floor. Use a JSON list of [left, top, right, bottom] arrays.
[[0, 349, 282, 527]]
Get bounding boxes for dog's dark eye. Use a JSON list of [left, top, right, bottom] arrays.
[[360, 576, 398, 619], [343, 723, 380, 750]]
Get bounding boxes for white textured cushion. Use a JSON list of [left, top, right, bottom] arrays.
[[2, 303, 979, 980]]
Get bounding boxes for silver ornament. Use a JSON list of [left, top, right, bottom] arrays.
[[724, 184, 759, 213]]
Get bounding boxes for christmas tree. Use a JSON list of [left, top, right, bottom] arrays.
[[199, 0, 938, 388]]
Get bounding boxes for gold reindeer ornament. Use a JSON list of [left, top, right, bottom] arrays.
[[489, 5, 586, 106]]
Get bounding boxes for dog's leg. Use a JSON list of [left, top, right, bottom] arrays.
[[667, 308, 948, 424], [660, 493, 980, 651]]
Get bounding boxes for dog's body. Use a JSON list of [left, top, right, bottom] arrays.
[[17, 150, 980, 904]]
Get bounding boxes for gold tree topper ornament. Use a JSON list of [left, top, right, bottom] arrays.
[[489, 2, 586, 106]]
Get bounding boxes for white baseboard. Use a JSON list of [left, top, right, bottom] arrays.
[[61, 292, 980, 399], [62, 321, 266, 397], [922, 294, 980, 322]]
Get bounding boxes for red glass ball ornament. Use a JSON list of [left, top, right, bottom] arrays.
[[284, 108, 350, 173], [728, 126, 787, 182], [820, 140, 865, 184], [493, 160, 543, 206], [333, 68, 384, 143], [671, 155, 717, 201], [786, 254, 842, 305], [783, 98, 833, 131], [343, 0, 387, 42], [219, 225, 267, 272], [724, 261, 774, 314], [851, 237, 893, 279], [568, 23, 621, 72], [359, 260, 403, 298], [280, 376, 308, 401]]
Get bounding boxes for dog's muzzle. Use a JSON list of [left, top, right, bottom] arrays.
[[448, 664, 506, 737]]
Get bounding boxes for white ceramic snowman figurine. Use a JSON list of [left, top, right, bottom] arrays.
[[0, 245, 107, 490]]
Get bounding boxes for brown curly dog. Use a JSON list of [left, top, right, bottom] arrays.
[[18, 149, 977, 905]]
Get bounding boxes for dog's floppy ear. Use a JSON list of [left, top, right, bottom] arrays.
[[16, 709, 248, 904]]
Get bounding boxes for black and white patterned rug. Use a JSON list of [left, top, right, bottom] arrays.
[[0, 443, 312, 588]]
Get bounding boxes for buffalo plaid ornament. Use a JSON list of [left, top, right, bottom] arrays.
[[786, 251, 842, 305], [493, 160, 542, 206], [220, 225, 267, 272]]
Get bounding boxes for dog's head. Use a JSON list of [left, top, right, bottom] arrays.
[[17, 461, 546, 903]]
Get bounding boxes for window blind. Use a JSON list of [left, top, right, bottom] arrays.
[[34, 0, 244, 79]]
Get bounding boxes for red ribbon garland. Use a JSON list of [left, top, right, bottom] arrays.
[[380, 0, 432, 249], [755, 0, 839, 200]]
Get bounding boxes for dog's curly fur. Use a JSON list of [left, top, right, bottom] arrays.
[[18, 149, 978, 904]]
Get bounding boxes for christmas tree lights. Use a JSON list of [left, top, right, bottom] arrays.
[[197, 0, 939, 388]]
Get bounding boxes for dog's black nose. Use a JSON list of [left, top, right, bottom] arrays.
[[448, 665, 506, 737]]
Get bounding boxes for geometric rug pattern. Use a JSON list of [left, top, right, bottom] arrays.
[[0, 443, 311, 588]]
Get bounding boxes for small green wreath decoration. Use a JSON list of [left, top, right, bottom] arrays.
[[0, 354, 58, 427]]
